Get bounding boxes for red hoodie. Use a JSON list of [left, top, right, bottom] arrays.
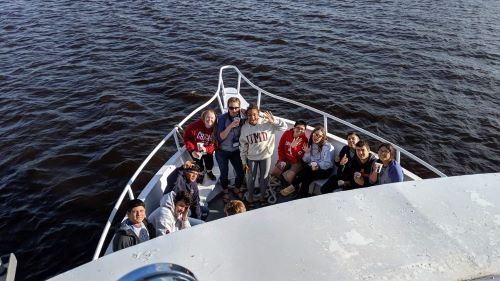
[[278, 129, 308, 164], [183, 119, 216, 154]]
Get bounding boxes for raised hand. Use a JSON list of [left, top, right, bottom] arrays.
[[303, 143, 311, 153], [263, 111, 275, 124], [291, 137, 301, 148], [340, 154, 348, 166]]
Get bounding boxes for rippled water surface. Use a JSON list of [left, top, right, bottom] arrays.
[[1, 0, 499, 279]]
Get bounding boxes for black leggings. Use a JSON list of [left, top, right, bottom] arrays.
[[294, 166, 333, 198], [194, 153, 214, 172]]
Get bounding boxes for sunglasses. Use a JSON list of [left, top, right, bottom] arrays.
[[229, 106, 240, 110]]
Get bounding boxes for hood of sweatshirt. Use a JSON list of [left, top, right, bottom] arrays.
[[159, 191, 176, 215]]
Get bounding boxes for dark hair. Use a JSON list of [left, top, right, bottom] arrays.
[[355, 140, 370, 150], [246, 104, 259, 115], [294, 120, 307, 128], [347, 131, 360, 139], [126, 199, 145, 213], [378, 142, 395, 159], [174, 190, 192, 206]]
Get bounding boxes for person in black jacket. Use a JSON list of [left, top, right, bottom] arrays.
[[113, 199, 156, 252], [321, 132, 360, 193], [165, 161, 207, 223]]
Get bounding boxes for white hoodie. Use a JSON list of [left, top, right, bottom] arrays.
[[240, 116, 287, 163], [148, 191, 191, 236]]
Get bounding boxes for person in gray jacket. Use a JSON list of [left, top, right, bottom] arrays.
[[113, 199, 156, 252], [148, 190, 192, 236]]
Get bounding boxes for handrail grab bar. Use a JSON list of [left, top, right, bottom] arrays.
[[219, 65, 446, 178]]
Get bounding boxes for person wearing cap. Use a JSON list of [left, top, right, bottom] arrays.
[[112, 199, 156, 251], [164, 161, 206, 223]]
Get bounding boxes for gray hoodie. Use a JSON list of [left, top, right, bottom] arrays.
[[148, 191, 191, 236]]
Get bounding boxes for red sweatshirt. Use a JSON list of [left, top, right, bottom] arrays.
[[183, 119, 216, 154], [278, 129, 308, 164]]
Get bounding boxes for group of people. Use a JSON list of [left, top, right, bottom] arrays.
[[113, 96, 405, 251]]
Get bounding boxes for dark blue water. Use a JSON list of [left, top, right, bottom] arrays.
[[1, 0, 499, 279]]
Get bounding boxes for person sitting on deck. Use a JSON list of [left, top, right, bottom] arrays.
[[148, 190, 192, 236], [240, 104, 288, 208], [320, 132, 360, 193], [165, 161, 207, 224], [224, 200, 246, 216], [113, 199, 156, 252], [281, 125, 334, 198], [368, 143, 404, 185], [350, 140, 378, 189], [183, 109, 217, 183], [270, 120, 308, 190]]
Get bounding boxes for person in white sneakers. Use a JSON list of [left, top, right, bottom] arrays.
[[240, 104, 287, 208]]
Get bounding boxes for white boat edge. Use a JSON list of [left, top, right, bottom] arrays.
[[45, 66, 499, 280], [51, 173, 500, 281]]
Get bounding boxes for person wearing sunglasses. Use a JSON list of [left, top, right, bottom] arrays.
[[215, 97, 246, 203]]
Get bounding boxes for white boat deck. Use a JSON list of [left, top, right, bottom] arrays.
[[51, 173, 500, 281]]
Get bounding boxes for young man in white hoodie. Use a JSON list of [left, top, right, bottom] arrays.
[[148, 190, 192, 236], [240, 104, 287, 207]]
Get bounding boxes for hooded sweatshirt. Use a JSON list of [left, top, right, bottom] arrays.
[[183, 119, 216, 154], [112, 218, 156, 251], [278, 128, 308, 164], [302, 143, 335, 170], [166, 167, 201, 219], [148, 191, 191, 236], [240, 117, 287, 163]]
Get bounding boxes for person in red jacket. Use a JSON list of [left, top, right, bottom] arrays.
[[270, 120, 308, 188], [183, 109, 217, 182]]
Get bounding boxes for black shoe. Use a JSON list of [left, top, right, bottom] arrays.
[[206, 171, 216, 181], [197, 174, 204, 184]]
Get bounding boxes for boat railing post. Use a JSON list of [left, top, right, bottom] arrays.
[[173, 127, 181, 151], [396, 150, 401, 163], [237, 73, 241, 95], [324, 115, 328, 133], [257, 90, 261, 109]]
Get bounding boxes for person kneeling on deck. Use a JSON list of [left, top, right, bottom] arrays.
[[165, 161, 208, 224], [148, 191, 192, 236], [113, 199, 156, 251], [270, 120, 308, 191]]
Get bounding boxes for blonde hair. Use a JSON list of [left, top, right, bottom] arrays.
[[224, 200, 246, 216]]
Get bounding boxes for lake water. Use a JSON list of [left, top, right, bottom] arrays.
[[1, 0, 499, 279]]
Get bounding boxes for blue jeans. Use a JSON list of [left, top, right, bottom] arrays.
[[215, 150, 244, 190]]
